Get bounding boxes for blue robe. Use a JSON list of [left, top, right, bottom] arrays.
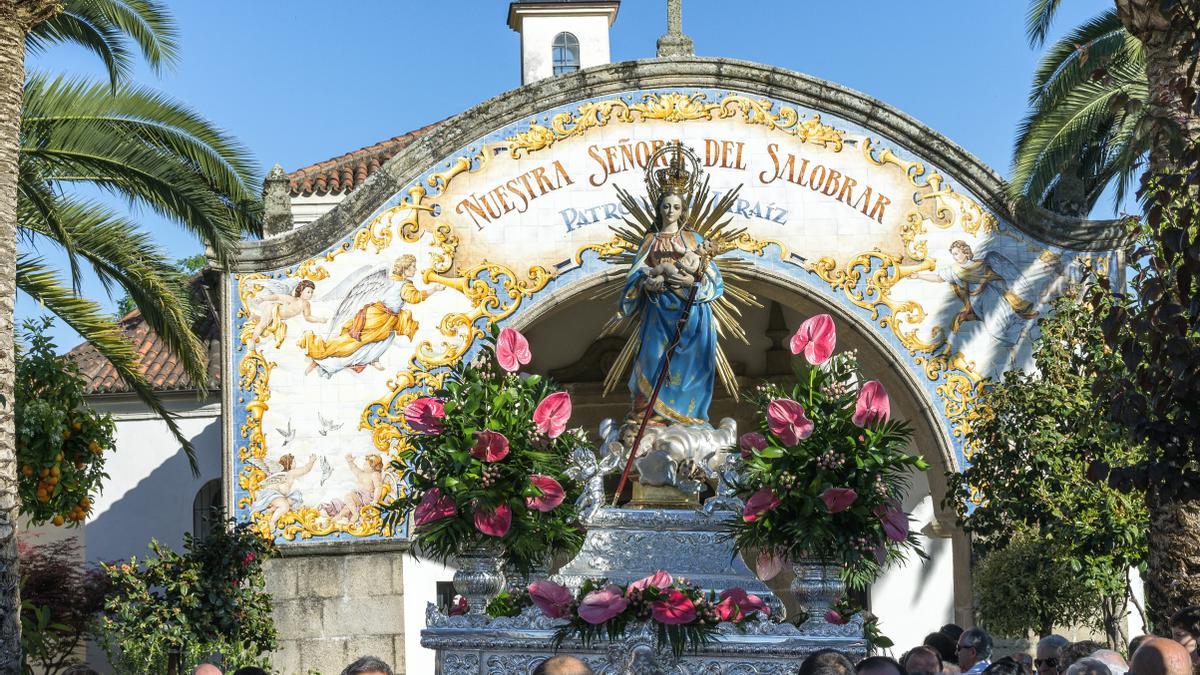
[[619, 230, 724, 425]]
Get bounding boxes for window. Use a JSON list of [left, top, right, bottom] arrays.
[[192, 479, 222, 542], [552, 32, 580, 75]]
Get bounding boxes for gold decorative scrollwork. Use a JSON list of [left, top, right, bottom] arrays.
[[862, 139, 997, 236]]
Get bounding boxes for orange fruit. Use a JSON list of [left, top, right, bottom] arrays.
[[50, 466, 60, 478], [21, 465, 33, 477], [62, 430, 71, 440], [80, 497, 91, 508], [72, 421, 82, 431], [54, 452, 63, 462], [38, 467, 49, 478], [51, 515, 64, 526], [88, 440, 100, 453]]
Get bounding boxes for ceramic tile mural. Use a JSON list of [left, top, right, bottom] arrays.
[[228, 89, 1116, 545]]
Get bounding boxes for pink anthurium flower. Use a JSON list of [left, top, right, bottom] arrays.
[[403, 397, 445, 434], [470, 430, 510, 462], [853, 381, 891, 427], [650, 588, 697, 625], [626, 570, 673, 595], [533, 391, 571, 439], [578, 585, 629, 624], [755, 550, 787, 581], [413, 487, 457, 527], [496, 327, 532, 372], [716, 587, 769, 621], [473, 503, 512, 537], [449, 595, 468, 616], [767, 399, 814, 445], [873, 504, 909, 541], [528, 580, 574, 619], [739, 432, 767, 459], [790, 313, 837, 365], [526, 474, 565, 512], [819, 487, 858, 513], [742, 487, 781, 522], [825, 609, 846, 624]]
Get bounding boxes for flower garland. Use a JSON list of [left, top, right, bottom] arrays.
[[519, 572, 768, 657], [380, 326, 587, 575], [728, 314, 929, 591]]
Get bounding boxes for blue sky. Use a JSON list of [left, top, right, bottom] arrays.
[[20, 0, 1122, 351]]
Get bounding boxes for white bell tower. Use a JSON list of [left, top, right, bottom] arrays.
[[507, 1, 620, 85]]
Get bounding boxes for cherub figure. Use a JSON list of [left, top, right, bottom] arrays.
[[248, 453, 317, 531], [322, 454, 385, 525], [244, 278, 325, 347]]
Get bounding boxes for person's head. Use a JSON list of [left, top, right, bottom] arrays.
[[1036, 635, 1071, 675], [1066, 641, 1106, 667], [1169, 605, 1200, 665], [656, 192, 686, 230], [532, 655, 594, 675], [1064, 658, 1110, 675], [941, 624, 966, 641], [391, 254, 417, 280], [1088, 650, 1128, 675], [957, 628, 993, 670], [1129, 635, 1152, 659], [279, 453, 295, 472], [983, 657, 1024, 675], [858, 655, 905, 675], [294, 279, 316, 299], [949, 240, 973, 264], [903, 646, 944, 675], [800, 648, 858, 675], [63, 668, 101, 675], [232, 669, 268, 675], [1129, 637, 1193, 675], [192, 666, 222, 675], [366, 454, 384, 471], [926, 631, 960, 665], [339, 655, 393, 675]]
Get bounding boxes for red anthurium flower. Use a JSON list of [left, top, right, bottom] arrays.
[[767, 398, 814, 445], [739, 432, 767, 459], [626, 570, 673, 595], [413, 487, 457, 527], [473, 503, 512, 537], [714, 595, 740, 622], [528, 580, 574, 619], [496, 327, 532, 372], [449, 595, 468, 616], [578, 585, 629, 624], [825, 609, 846, 624], [470, 430, 510, 462], [403, 397, 445, 434], [651, 587, 697, 625], [742, 487, 781, 522], [755, 550, 787, 581], [852, 380, 891, 427], [526, 474, 566, 512], [819, 487, 858, 513], [718, 587, 769, 620], [873, 504, 909, 541], [789, 313, 837, 365], [533, 391, 571, 439]]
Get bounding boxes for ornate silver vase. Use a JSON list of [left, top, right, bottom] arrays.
[[453, 541, 506, 616], [790, 558, 842, 620]]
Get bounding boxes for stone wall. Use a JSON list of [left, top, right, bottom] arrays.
[[265, 551, 406, 675]]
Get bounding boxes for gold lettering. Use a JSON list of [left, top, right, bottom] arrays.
[[760, 143, 780, 184], [588, 144, 609, 187], [868, 193, 891, 223]]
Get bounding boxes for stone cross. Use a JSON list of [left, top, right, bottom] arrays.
[[656, 0, 695, 58]]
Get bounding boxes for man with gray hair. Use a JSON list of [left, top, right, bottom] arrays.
[[533, 655, 594, 675], [1036, 635, 1071, 675], [1088, 649, 1128, 675], [340, 655, 392, 675], [1065, 658, 1111, 675], [957, 628, 994, 675]]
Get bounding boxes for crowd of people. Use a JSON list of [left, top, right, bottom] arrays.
[[168, 605, 1200, 675]]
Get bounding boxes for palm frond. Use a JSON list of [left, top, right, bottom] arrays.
[[17, 255, 199, 474], [26, 0, 178, 88], [1026, 0, 1065, 47], [18, 156, 82, 292], [1030, 10, 1135, 108]]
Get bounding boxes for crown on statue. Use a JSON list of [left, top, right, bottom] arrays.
[[645, 141, 700, 200]]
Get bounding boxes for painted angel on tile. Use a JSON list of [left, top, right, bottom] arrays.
[[321, 453, 386, 525], [243, 278, 325, 347], [246, 453, 317, 532], [296, 254, 444, 377]]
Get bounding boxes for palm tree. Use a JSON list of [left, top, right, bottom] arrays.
[[0, 1, 261, 667]]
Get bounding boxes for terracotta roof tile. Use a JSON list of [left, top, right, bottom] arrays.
[[287, 120, 445, 198], [68, 272, 221, 395]]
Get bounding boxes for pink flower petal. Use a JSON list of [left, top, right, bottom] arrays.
[[526, 474, 566, 512], [473, 503, 512, 537], [650, 588, 697, 625], [533, 391, 571, 439], [528, 580, 574, 619], [470, 430, 510, 462], [496, 327, 532, 373], [755, 550, 787, 581], [739, 432, 767, 459], [449, 595, 468, 616], [413, 487, 457, 527], [873, 504, 909, 541], [789, 314, 837, 365], [578, 585, 629, 624], [824, 609, 845, 624], [767, 398, 814, 445], [819, 487, 858, 513], [718, 587, 769, 620], [627, 570, 673, 595], [742, 487, 781, 522], [852, 380, 891, 427], [403, 397, 445, 435]]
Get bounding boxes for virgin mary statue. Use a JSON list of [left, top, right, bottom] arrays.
[[602, 142, 756, 433]]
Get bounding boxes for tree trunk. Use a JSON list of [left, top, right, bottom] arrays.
[[0, 1, 58, 672], [1100, 594, 1128, 651], [1144, 487, 1200, 632]]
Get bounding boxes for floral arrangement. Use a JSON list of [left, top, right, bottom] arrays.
[[380, 326, 587, 576], [524, 572, 768, 657], [728, 314, 928, 591]]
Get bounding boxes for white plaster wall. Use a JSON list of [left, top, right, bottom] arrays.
[[403, 552, 456, 674], [291, 193, 347, 230], [871, 470, 956, 655], [83, 394, 222, 565], [517, 13, 612, 84]]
